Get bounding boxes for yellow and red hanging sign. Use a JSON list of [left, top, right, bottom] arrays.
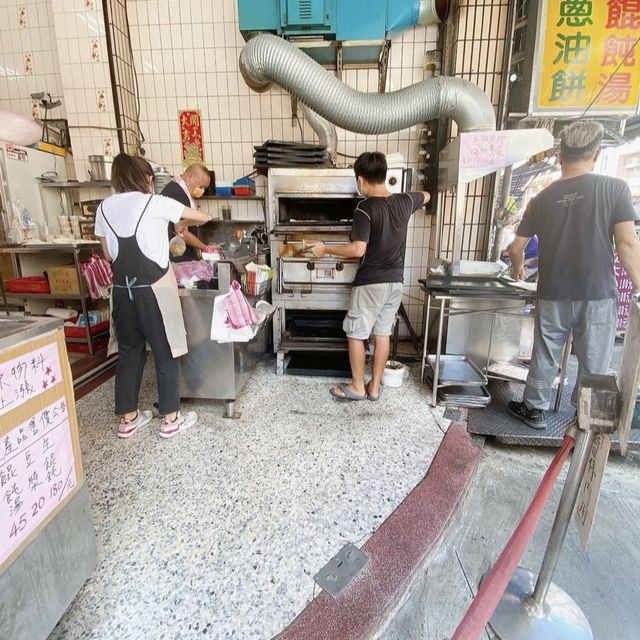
[[179, 110, 204, 167], [532, 0, 640, 115]]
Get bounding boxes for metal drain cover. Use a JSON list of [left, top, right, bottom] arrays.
[[314, 543, 369, 598], [443, 408, 462, 422]]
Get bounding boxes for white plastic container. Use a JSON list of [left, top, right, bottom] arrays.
[[382, 360, 406, 388]]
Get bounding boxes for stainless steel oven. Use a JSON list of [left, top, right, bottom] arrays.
[[268, 167, 408, 374]]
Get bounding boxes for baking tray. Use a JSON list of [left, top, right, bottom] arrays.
[[437, 384, 491, 407], [426, 354, 488, 386]]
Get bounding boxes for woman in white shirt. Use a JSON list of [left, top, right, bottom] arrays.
[[95, 153, 210, 439]]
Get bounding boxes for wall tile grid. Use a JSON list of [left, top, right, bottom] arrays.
[[0, 0, 66, 121], [1, 0, 450, 336], [51, 0, 118, 179], [128, 0, 438, 334]]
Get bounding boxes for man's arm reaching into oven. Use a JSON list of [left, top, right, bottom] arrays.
[[304, 240, 367, 259]]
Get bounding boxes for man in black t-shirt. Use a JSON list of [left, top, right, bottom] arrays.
[[508, 121, 640, 430], [306, 152, 429, 401], [161, 163, 211, 262]]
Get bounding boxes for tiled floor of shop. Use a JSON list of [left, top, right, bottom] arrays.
[[50, 357, 448, 640]]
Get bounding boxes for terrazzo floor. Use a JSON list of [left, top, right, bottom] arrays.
[[49, 356, 448, 640]]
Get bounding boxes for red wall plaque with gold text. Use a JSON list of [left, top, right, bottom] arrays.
[[179, 110, 204, 167]]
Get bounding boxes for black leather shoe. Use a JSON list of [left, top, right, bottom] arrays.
[[508, 401, 547, 430]]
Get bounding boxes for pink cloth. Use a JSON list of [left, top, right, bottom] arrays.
[[224, 280, 258, 329], [81, 253, 112, 299], [175, 176, 195, 209]]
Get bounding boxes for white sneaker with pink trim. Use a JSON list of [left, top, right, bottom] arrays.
[[159, 411, 197, 439], [117, 410, 153, 439]]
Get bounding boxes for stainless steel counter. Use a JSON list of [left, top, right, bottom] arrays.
[[178, 260, 270, 418], [419, 277, 570, 410], [0, 314, 62, 350], [0, 314, 96, 640]]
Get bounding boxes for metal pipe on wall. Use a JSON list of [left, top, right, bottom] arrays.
[[300, 104, 338, 164], [240, 34, 496, 135]]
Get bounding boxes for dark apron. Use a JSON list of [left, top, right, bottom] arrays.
[[101, 195, 188, 357]]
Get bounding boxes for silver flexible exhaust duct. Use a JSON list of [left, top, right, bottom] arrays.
[[301, 104, 337, 163], [240, 34, 495, 134]]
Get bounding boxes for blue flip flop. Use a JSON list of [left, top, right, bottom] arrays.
[[330, 385, 367, 401]]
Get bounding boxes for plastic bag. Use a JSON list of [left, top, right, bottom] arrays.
[[0, 112, 42, 146], [211, 297, 275, 343], [169, 235, 186, 257], [224, 280, 258, 329], [171, 260, 215, 287]]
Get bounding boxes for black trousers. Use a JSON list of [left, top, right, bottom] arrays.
[[112, 287, 180, 416]]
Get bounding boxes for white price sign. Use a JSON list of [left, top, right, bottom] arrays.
[[574, 433, 611, 550]]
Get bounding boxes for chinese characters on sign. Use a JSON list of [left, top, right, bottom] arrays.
[[0, 343, 62, 419], [615, 253, 635, 332], [179, 110, 204, 167], [459, 132, 509, 170], [574, 432, 611, 550], [536, 0, 640, 113], [1, 398, 77, 567]]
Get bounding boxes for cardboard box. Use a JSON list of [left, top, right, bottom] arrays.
[[47, 266, 81, 296]]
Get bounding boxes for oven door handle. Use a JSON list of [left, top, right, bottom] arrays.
[[278, 258, 313, 295]]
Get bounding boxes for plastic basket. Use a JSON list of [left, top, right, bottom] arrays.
[[64, 319, 110, 338], [5, 276, 50, 294], [232, 176, 256, 196], [241, 273, 271, 296]]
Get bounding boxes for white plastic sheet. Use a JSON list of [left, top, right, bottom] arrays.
[[210, 296, 274, 343]]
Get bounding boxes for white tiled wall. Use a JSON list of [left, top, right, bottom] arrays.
[[127, 0, 438, 333], [0, 0, 66, 121], [51, 0, 118, 179], [0, 0, 471, 336]]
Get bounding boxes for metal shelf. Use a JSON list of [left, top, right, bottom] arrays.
[[39, 180, 111, 189], [0, 243, 100, 254], [201, 195, 264, 201], [65, 330, 109, 344], [4, 292, 89, 300], [0, 243, 105, 356], [210, 219, 265, 225]]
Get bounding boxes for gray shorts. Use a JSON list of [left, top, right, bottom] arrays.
[[343, 282, 404, 339]]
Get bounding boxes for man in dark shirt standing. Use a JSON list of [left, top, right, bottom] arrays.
[[161, 163, 211, 262], [307, 152, 429, 401], [509, 121, 640, 429]]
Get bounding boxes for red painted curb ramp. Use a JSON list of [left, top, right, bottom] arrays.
[[276, 421, 484, 640]]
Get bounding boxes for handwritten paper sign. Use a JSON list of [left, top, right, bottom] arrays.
[[0, 342, 62, 419], [459, 132, 509, 170], [574, 432, 611, 550], [1, 398, 77, 567]]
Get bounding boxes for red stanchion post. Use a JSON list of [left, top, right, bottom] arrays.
[[488, 427, 594, 640], [450, 434, 575, 640]]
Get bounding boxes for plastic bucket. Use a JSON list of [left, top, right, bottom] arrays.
[[382, 360, 406, 388]]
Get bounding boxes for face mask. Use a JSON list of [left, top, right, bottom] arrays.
[[191, 186, 205, 199], [356, 178, 364, 197]]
